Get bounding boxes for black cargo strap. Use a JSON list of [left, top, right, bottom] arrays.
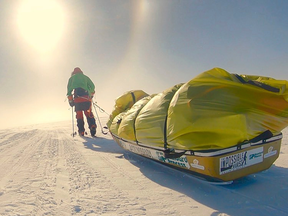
[[234, 74, 279, 93], [237, 130, 273, 149], [162, 115, 187, 158], [164, 149, 187, 159], [249, 130, 273, 143], [130, 92, 136, 103], [163, 115, 168, 149]]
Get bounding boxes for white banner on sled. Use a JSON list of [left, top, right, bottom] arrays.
[[219, 147, 263, 175]]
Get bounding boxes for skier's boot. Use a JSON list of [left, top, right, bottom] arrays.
[[87, 116, 97, 137], [79, 131, 85, 136], [90, 125, 97, 137], [77, 119, 85, 136]]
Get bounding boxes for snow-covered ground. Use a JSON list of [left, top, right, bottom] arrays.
[[0, 116, 288, 216]]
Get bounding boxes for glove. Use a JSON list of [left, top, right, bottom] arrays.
[[69, 100, 75, 107], [67, 95, 74, 107], [91, 92, 95, 99]]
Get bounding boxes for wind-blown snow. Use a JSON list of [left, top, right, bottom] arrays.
[[0, 116, 288, 216]]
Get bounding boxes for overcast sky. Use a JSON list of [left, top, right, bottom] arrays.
[[0, 0, 287, 129]]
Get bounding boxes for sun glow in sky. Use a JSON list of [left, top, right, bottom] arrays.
[[0, 0, 288, 129], [16, 0, 65, 53]]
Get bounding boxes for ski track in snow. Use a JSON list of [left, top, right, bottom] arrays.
[[0, 118, 288, 216]]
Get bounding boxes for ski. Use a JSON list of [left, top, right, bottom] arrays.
[[71, 132, 103, 139]]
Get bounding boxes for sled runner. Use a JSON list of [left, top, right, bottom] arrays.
[[110, 132, 282, 182]]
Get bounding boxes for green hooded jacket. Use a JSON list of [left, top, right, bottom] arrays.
[[67, 73, 95, 97]]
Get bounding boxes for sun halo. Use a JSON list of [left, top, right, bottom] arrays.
[[16, 0, 65, 53]]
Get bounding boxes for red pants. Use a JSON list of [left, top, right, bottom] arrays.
[[76, 107, 94, 120], [75, 102, 96, 134]]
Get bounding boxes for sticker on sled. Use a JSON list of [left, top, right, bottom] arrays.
[[219, 147, 263, 175]]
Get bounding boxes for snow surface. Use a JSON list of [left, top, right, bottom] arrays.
[[0, 116, 288, 216]]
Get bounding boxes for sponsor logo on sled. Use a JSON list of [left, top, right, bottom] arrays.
[[220, 147, 263, 175], [126, 143, 153, 159], [156, 151, 190, 169], [264, 146, 277, 159], [190, 159, 205, 170]]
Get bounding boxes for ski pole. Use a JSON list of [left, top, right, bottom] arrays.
[[93, 102, 109, 116], [92, 101, 108, 135], [71, 108, 76, 137]]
